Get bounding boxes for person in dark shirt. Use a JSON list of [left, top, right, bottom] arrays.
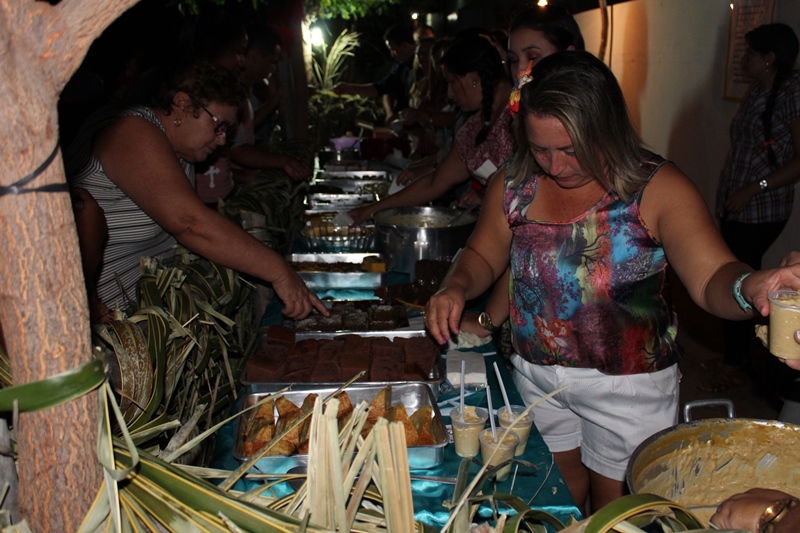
[[332, 24, 416, 124]]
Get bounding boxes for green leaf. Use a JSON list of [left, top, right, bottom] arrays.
[[584, 493, 704, 533], [0, 358, 105, 412]]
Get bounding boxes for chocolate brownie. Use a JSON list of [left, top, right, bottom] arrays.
[[250, 343, 290, 365], [309, 360, 342, 382], [266, 325, 296, 345], [295, 339, 320, 356], [246, 357, 285, 382], [370, 356, 403, 381], [342, 310, 369, 330], [318, 340, 344, 362]]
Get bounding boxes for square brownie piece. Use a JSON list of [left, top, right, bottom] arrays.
[[295, 339, 320, 357], [246, 357, 285, 382], [250, 343, 289, 366], [266, 325, 296, 345], [318, 340, 344, 362], [309, 360, 342, 382], [370, 356, 403, 381], [342, 310, 369, 331]]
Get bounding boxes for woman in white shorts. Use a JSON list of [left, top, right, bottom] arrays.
[[425, 51, 800, 515]]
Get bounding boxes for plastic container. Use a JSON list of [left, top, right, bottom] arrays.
[[768, 290, 800, 359], [450, 406, 488, 457], [497, 405, 533, 456], [479, 429, 518, 482]]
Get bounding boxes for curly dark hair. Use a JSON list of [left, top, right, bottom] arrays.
[[148, 61, 247, 120], [441, 35, 507, 145]]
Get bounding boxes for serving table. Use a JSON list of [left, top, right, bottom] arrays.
[[211, 163, 581, 528], [212, 337, 581, 529]]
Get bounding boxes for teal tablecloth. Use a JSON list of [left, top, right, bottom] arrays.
[[216, 269, 581, 529], [211, 349, 581, 530]]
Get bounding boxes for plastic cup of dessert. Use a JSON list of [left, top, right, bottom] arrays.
[[479, 429, 518, 482], [768, 290, 800, 359], [497, 405, 532, 456], [450, 406, 488, 458]]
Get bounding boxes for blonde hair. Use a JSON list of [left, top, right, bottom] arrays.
[[507, 51, 648, 200]]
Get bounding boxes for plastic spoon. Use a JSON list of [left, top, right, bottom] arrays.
[[493, 362, 515, 423], [486, 385, 497, 441], [460, 359, 466, 422]]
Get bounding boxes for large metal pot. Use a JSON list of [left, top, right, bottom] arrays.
[[372, 206, 477, 276], [627, 400, 800, 522]]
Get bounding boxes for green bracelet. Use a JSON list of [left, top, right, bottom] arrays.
[[733, 272, 753, 312]]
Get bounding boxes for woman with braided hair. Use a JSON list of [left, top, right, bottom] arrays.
[[703, 23, 800, 392], [348, 35, 512, 225]]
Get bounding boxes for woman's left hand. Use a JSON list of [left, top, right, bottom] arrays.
[[742, 261, 800, 316], [724, 183, 758, 213]]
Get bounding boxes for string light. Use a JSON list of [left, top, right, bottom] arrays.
[[538, 0, 548, 6]]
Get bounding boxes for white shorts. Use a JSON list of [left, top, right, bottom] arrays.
[[511, 354, 680, 481]]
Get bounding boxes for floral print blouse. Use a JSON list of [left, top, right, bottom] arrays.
[[503, 155, 681, 375]]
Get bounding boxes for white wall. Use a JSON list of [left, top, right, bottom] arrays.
[[575, 0, 800, 267]]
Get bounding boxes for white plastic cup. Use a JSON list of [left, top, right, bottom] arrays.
[[497, 405, 533, 456], [479, 429, 518, 482], [768, 290, 800, 359], [451, 406, 488, 457]]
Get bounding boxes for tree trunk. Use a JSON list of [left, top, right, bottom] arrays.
[[0, 1, 139, 530]]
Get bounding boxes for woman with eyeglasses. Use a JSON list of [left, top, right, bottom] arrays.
[[66, 61, 327, 321]]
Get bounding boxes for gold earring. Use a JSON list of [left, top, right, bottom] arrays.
[[174, 117, 182, 127]]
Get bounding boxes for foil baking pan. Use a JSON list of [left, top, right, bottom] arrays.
[[243, 329, 444, 397], [233, 382, 448, 471], [308, 193, 376, 208], [312, 179, 390, 197], [288, 253, 387, 289], [316, 170, 389, 181]]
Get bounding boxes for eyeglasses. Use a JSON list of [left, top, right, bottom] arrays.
[[199, 104, 231, 137]]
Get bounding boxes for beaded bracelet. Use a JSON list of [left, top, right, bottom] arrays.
[[733, 272, 753, 312]]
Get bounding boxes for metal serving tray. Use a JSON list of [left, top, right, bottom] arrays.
[[233, 382, 448, 471], [242, 329, 444, 397], [312, 179, 390, 197], [317, 170, 389, 181], [288, 253, 387, 289], [308, 193, 376, 208]]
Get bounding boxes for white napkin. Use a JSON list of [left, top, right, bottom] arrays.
[[331, 211, 354, 226], [388, 173, 405, 195], [446, 350, 487, 388], [474, 159, 498, 180]]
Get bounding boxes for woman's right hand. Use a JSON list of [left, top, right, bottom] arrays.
[[711, 488, 797, 532], [425, 285, 467, 345], [348, 205, 377, 226], [271, 265, 329, 320]]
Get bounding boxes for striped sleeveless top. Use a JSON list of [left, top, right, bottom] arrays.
[[65, 106, 195, 308]]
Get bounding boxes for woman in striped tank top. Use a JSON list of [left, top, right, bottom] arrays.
[[66, 62, 326, 321]]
